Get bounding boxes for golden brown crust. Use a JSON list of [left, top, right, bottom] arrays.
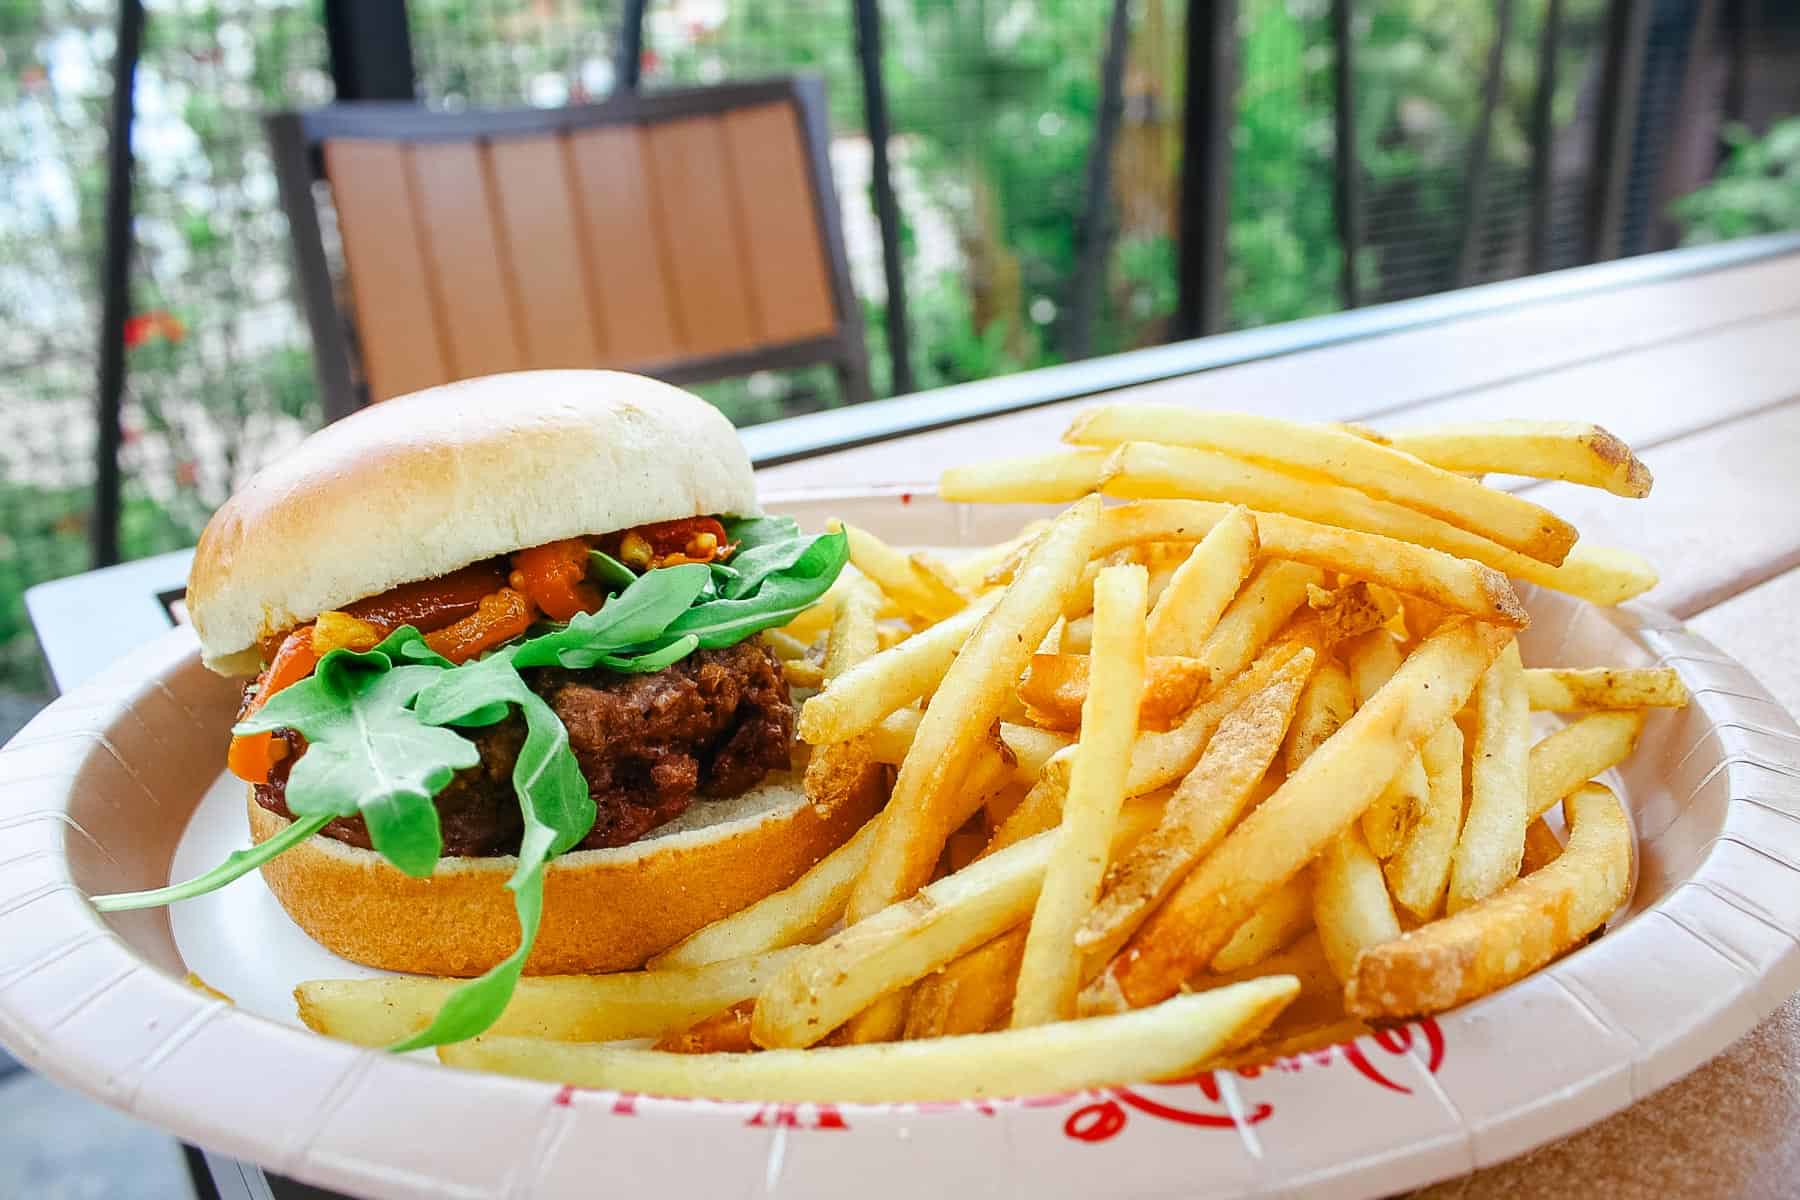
[[1581, 425, 1655, 498], [250, 760, 883, 977], [188, 371, 760, 675]]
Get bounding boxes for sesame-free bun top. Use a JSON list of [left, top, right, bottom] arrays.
[[188, 370, 759, 675]]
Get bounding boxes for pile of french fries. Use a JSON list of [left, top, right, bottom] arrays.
[[303, 410, 1686, 1103]]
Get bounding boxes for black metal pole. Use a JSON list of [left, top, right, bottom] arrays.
[[1066, 0, 1133, 359], [618, 0, 649, 91], [852, 0, 913, 395], [1173, 0, 1238, 340], [1454, 0, 1514, 288], [1331, 0, 1363, 309], [1584, 0, 1649, 263], [1650, 0, 1720, 249], [323, 0, 415, 101], [1722, 0, 1752, 136], [1527, 0, 1563, 274], [92, 0, 146, 569]]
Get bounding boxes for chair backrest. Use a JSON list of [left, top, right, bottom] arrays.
[[266, 77, 870, 420]]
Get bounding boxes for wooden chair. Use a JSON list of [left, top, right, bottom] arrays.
[[265, 77, 871, 421]]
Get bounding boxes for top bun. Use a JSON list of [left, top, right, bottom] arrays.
[[188, 370, 759, 675]]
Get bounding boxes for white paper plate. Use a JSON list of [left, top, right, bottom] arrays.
[[2, 489, 1798, 1200]]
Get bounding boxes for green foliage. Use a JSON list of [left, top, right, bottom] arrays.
[[1673, 119, 1800, 244]]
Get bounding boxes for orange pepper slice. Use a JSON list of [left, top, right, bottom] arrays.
[[424, 588, 535, 664], [228, 625, 319, 783], [511, 538, 603, 621]]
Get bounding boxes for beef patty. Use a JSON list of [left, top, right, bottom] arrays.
[[254, 639, 796, 855]]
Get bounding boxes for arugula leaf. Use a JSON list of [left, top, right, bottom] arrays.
[[663, 527, 849, 648], [716, 514, 817, 597], [91, 811, 335, 912], [587, 548, 637, 593], [511, 563, 710, 670], [398, 651, 595, 1050], [235, 632, 472, 879]]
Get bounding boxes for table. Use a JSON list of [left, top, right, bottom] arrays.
[[25, 232, 1800, 1198]]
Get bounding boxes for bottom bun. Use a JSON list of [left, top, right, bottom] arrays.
[[250, 747, 884, 976]]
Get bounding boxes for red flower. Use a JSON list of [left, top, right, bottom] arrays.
[[175, 461, 199, 487], [124, 311, 185, 348]]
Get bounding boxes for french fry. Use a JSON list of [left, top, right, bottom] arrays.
[[1347, 783, 1632, 1019], [834, 520, 967, 621], [763, 830, 1058, 1048], [1203, 936, 1351, 1054], [1520, 817, 1564, 874], [782, 660, 826, 688], [1282, 657, 1355, 777], [1193, 930, 1336, 998], [1196, 560, 1324, 681], [1077, 647, 1314, 974], [296, 948, 806, 1047], [762, 629, 812, 660], [1146, 506, 1260, 655], [1384, 720, 1465, 920], [949, 520, 1051, 592], [1060, 613, 1093, 652], [1094, 447, 1652, 605], [760, 791, 1159, 1051], [1066, 407, 1579, 564], [1448, 639, 1531, 911], [1013, 565, 1148, 1026], [939, 447, 1115, 504], [1126, 640, 1312, 796], [865, 710, 1071, 786], [1526, 709, 1647, 822], [1343, 632, 1431, 858], [1086, 619, 1512, 1014], [1311, 825, 1402, 983], [1017, 653, 1209, 731], [823, 575, 885, 681], [1374, 420, 1653, 498], [904, 927, 1028, 1038], [1276, 655, 1402, 982], [797, 590, 1001, 744], [1533, 543, 1658, 607], [649, 819, 881, 969], [1209, 873, 1316, 973], [1083, 500, 1528, 627], [445, 978, 1301, 1103], [845, 497, 1100, 932], [1525, 667, 1688, 711], [655, 1001, 756, 1054], [905, 791, 1169, 1040]]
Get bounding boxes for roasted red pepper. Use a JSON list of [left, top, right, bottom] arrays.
[[510, 538, 604, 621], [228, 625, 319, 783], [343, 560, 509, 633], [602, 516, 733, 571], [424, 587, 535, 664]]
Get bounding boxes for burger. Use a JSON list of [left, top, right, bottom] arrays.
[[116, 370, 876, 1042]]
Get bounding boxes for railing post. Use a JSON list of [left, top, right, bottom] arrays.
[[1174, 0, 1238, 340], [1331, 0, 1363, 309], [852, 0, 914, 395], [1584, 0, 1649, 263], [323, 0, 415, 101], [1527, 0, 1564, 274], [618, 0, 649, 92], [91, 0, 146, 568], [1066, 0, 1133, 359], [1454, 0, 1514, 288]]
